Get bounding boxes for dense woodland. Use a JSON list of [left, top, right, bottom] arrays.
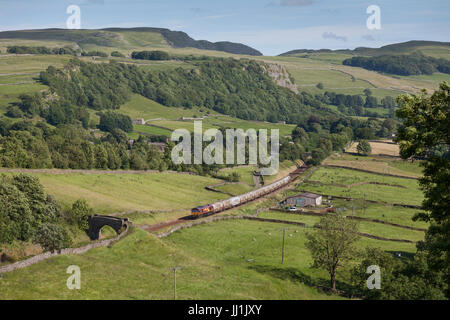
[[318, 90, 397, 117], [0, 57, 395, 173], [0, 173, 94, 252], [7, 45, 77, 55], [39, 57, 331, 123], [343, 53, 450, 76], [131, 50, 170, 60]]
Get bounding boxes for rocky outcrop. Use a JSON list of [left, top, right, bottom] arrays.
[[263, 63, 298, 94]]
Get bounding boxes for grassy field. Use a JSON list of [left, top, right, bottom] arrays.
[[346, 141, 400, 157], [133, 124, 173, 136], [299, 167, 423, 206], [323, 154, 422, 178], [258, 210, 424, 242], [0, 152, 427, 300], [120, 94, 216, 121], [257, 55, 446, 99], [214, 183, 255, 196], [217, 165, 257, 185], [15, 172, 228, 215], [0, 218, 418, 300]]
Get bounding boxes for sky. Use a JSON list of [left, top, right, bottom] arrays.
[[0, 0, 449, 56]]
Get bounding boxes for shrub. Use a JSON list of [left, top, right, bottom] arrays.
[[131, 50, 170, 60], [33, 223, 72, 252], [5, 106, 24, 118], [357, 140, 372, 156], [83, 51, 108, 58], [69, 199, 93, 231], [110, 51, 125, 58], [99, 112, 133, 133]]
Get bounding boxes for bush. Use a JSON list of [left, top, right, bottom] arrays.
[[0, 174, 62, 244], [110, 51, 125, 58], [357, 140, 372, 156], [33, 223, 72, 252], [5, 106, 24, 118], [131, 50, 170, 60], [228, 172, 241, 182], [83, 51, 108, 58], [68, 199, 92, 231], [99, 112, 133, 133]]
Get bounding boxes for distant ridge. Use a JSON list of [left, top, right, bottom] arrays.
[[103, 28, 263, 56], [279, 40, 450, 57], [0, 27, 263, 56]]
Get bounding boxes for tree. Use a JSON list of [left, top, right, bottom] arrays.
[[351, 247, 447, 300], [357, 140, 372, 156], [131, 50, 170, 60], [33, 223, 72, 252], [99, 112, 133, 133], [364, 96, 378, 108], [69, 199, 93, 231], [305, 213, 360, 292], [355, 127, 375, 140], [395, 82, 450, 298], [316, 82, 324, 90], [381, 96, 395, 109], [0, 179, 33, 243]]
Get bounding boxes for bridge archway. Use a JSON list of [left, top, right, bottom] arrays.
[[88, 215, 129, 240]]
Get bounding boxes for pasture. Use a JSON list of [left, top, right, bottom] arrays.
[[0, 217, 417, 300], [323, 154, 422, 178], [257, 210, 424, 243], [120, 94, 216, 121], [299, 166, 423, 206], [346, 141, 400, 157], [8, 171, 228, 215]]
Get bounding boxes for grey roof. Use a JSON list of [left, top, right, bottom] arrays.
[[283, 192, 322, 201]]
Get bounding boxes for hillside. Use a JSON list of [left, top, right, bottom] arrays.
[[0, 28, 262, 56], [279, 40, 450, 59]]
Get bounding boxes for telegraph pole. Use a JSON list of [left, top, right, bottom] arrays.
[[281, 228, 287, 264], [374, 178, 376, 199], [352, 198, 354, 217], [171, 266, 182, 300], [363, 193, 366, 215]]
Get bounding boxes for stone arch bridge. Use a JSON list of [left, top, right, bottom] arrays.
[[88, 215, 129, 240]]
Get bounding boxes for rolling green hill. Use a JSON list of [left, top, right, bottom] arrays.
[[279, 40, 450, 59], [0, 28, 262, 56]]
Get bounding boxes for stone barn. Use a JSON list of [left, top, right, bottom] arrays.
[[132, 118, 146, 125], [280, 192, 322, 208]]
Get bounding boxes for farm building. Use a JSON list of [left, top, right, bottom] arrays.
[[132, 118, 146, 125], [280, 192, 323, 207]]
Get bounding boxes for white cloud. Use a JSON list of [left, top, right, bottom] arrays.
[[322, 31, 347, 41], [280, 0, 314, 6]]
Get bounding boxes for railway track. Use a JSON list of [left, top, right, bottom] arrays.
[[141, 166, 308, 233]]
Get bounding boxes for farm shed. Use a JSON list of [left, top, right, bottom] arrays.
[[280, 192, 323, 207], [132, 118, 146, 125]]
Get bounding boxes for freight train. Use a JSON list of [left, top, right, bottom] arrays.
[[190, 167, 306, 218]]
